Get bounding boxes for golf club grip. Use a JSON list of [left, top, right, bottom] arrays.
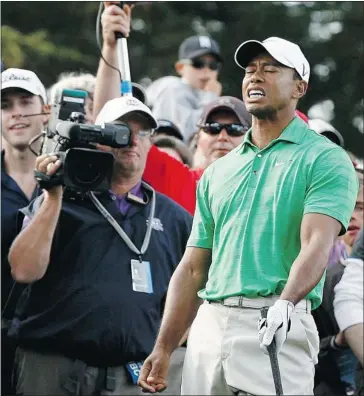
[[261, 307, 284, 396]]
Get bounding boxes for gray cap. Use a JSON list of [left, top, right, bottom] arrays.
[[179, 35, 222, 62], [198, 96, 252, 127]]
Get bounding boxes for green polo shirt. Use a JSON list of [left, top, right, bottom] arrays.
[[187, 116, 358, 309]]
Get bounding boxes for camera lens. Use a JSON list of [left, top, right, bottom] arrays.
[[63, 148, 114, 192]]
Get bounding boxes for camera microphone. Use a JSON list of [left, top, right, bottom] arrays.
[[55, 121, 131, 148]]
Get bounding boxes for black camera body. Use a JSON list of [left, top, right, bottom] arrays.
[[43, 89, 131, 193]]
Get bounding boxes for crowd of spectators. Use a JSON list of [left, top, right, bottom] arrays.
[[1, 3, 363, 396]]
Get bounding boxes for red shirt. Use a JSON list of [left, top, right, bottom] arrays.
[[143, 145, 203, 215], [143, 112, 308, 215]]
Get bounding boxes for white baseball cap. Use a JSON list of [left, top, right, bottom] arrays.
[[95, 96, 157, 129], [234, 37, 310, 83], [1, 68, 47, 103]]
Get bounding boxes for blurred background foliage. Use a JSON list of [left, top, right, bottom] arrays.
[[1, 1, 363, 156]]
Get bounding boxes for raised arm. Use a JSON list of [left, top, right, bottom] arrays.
[[8, 154, 63, 283], [93, 3, 132, 118]]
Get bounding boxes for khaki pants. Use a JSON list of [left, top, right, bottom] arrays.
[[181, 297, 319, 395]]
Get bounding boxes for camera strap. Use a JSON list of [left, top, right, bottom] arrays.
[[89, 181, 156, 259]]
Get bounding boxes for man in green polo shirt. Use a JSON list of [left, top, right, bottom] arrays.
[[138, 37, 358, 395]]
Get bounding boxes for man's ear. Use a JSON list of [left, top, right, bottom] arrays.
[[293, 80, 308, 100], [175, 62, 184, 77], [42, 104, 51, 127]]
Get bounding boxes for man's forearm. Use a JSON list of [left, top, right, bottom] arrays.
[[93, 45, 120, 119], [280, 242, 330, 305], [154, 251, 210, 355], [8, 194, 62, 283]]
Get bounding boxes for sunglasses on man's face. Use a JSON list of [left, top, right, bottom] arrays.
[[200, 123, 249, 137], [182, 58, 221, 71]]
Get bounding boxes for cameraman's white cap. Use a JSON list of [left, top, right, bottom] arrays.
[[95, 96, 157, 128], [234, 37, 310, 83], [1, 68, 47, 103]]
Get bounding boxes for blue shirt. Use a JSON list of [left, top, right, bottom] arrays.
[[9, 185, 192, 366], [1, 151, 39, 319]]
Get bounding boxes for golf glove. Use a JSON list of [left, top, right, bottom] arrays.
[[258, 300, 294, 355]]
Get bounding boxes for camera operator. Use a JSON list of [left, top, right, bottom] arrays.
[[1, 67, 49, 396], [7, 97, 192, 395]]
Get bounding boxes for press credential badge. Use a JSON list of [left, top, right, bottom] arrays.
[[131, 259, 153, 294]]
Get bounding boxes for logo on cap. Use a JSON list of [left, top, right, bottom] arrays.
[[199, 36, 212, 49], [302, 63, 308, 77], [2, 72, 31, 83], [126, 98, 140, 107]]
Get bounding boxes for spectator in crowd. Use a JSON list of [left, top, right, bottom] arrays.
[[138, 36, 359, 395], [327, 167, 363, 268], [131, 81, 147, 104], [48, 71, 96, 123], [145, 34, 223, 141], [309, 118, 345, 148], [1, 67, 49, 396], [144, 96, 251, 214], [152, 135, 193, 166], [93, 2, 252, 215], [313, 168, 363, 396], [7, 96, 192, 395], [49, 71, 145, 124], [334, 229, 364, 395], [153, 119, 184, 141]]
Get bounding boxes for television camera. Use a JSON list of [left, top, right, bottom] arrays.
[[39, 89, 131, 193]]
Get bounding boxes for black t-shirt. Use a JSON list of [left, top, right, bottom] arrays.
[[9, 186, 192, 366]]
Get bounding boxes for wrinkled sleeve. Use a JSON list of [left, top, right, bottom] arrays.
[[304, 148, 359, 235]]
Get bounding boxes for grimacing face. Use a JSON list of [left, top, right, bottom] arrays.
[[1, 88, 48, 151], [242, 52, 306, 120]]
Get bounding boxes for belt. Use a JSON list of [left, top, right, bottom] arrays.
[[207, 295, 311, 313]]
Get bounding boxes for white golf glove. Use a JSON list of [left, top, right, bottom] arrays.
[[258, 300, 294, 355]]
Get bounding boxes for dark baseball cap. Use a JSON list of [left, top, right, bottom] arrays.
[[155, 119, 184, 141], [179, 35, 222, 62], [132, 82, 146, 104], [198, 96, 252, 127]]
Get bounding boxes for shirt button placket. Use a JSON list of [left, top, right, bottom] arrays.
[[249, 153, 263, 188]]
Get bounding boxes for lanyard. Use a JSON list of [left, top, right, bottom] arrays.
[[89, 181, 156, 260]]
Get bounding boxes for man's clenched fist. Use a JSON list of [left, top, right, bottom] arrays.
[[102, 2, 133, 48]]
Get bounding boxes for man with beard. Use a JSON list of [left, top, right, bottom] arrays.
[[138, 37, 358, 395]]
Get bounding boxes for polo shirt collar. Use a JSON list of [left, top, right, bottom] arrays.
[[237, 116, 307, 153]]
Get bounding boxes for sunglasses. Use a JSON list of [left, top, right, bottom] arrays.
[[181, 58, 221, 71], [199, 123, 249, 137]]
